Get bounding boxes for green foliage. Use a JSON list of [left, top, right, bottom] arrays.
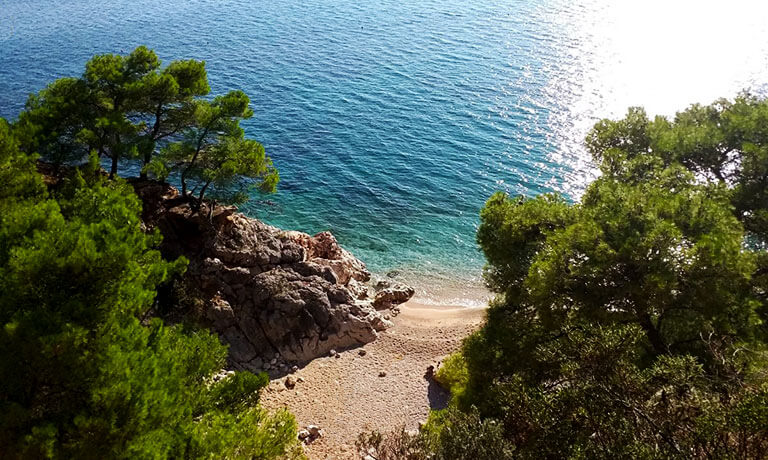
[[14, 77, 92, 167], [0, 124, 302, 459], [433, 352, 469, 399], [357, 408, 512, 460], [14, 46, 275, 208], [476, 192, 574, 303], [160, 91, 279, 208], [417, 96, 768, 458], [587, 94, 768, 239]]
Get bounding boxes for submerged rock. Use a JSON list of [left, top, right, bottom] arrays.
[[131, 180, 412, 369]]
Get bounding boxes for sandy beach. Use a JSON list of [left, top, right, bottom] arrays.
[[261, 300, 486, 459]]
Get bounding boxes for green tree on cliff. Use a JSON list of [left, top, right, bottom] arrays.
[[0, 121, 302, 458], [15, 46, 275, 207], [156, 90, 278, 209]]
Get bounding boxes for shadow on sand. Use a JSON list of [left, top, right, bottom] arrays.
[[425, 366, 450, 410]]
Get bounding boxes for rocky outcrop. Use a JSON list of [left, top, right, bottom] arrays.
[[131, 180, 413, 372]]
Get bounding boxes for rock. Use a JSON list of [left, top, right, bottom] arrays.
[[372, 282, 415, 310], [287, 231, 371, 285], [425, 364, 435, 379], [347, 278, 370, 299], [210, 369, 234, 383], [291, 365, 299, 373], [358, 349, 367, 356], [307, 425, 322, 438], [329, 349, 337, 357], [131, 179, 413, 367], [285, 375, 297, 389], [297, 376, 305, 383], [379, 371, 387, 377], [298, 429, 310, 440]]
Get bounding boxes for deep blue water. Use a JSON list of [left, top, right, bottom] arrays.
[[2, 0, 767, 304]]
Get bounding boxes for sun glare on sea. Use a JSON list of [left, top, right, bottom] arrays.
[[546, 0, 768, 197]]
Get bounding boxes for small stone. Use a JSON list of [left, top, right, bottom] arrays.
[[274, 352, 281, 359], [329, 349, 337, 357], [285, 376, 297, 389], [384, 314, 391, 320], [358, 349, 367, 356], [307, 425, 322, 437], [335, 353, 341, 358], [263, 363, 271, 370], [291, 365, 299, 373], [297, 376, 305, 383], [270, 358, 277, 365], [298, 429, 310, 440], [378, 371, 387, 377]]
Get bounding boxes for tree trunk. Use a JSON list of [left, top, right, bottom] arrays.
[[140, 104, 164, 179], [192, 181, 211, 214], [109, 155, 118, 180], [180, 171, 188, 197], [639, 312, 666, 355]]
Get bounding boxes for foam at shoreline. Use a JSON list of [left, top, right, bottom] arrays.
[[372, 265, 491, 308]]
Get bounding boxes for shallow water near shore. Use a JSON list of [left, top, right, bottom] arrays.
[[2, 0, 767, 305]]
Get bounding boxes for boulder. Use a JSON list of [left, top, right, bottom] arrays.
[[372, 281, 415, 310], [286, 230, 371, 285]]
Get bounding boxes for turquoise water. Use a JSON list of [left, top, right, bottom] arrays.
[[2, 0, 767, 304]]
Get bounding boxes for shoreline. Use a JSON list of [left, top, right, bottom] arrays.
[[376, 269, 492, 309], [261, 299, 487, 460]]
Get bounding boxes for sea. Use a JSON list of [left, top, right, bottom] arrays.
[[2, 0, 767, 306]]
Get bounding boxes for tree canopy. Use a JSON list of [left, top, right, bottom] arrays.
[[15, 46, 276, 207]]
